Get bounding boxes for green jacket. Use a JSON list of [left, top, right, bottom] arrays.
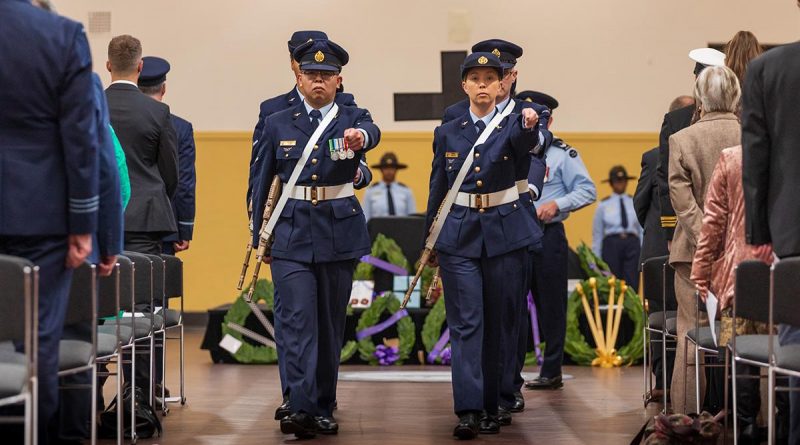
[[109, 124, 130, 209]]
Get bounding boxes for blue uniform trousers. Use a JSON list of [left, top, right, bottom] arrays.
[[530, 222, 568, 379], [270, 258, 356, 417], [601, 234, 641, 290], [438, 247, 528, 415], [506, 253, 535, 404], [0, 235, 72, 441]]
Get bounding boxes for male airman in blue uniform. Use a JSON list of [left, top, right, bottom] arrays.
[[250, 39, 380, 438], [592, 165, 642, 289], [248, 30, 371, 207], [517, 91, 598, 391], [362, 152, 417, 219], [137, 56, 197, 256], [426, 52, 541, 439], [443, 39, 548, 421], [0, 1, 99, 441]]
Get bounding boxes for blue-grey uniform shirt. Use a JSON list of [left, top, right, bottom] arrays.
[[534, 139, 597, 223], [592, 193, 643, 256], [363, 181, 416, 220]]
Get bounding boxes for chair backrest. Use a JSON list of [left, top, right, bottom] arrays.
[[663, 260, 678, 311], [642, 255, 667, 305], [0, 255, 34, 343], [117, 255, 134, 312], [64, 262, 96, 326], [772, 257, 800, 327], [734, 260, 770, 323], [161, 254, 183, 300], [97, 263, 120, 319], [144, 254, 165, 307], [123, 251, 153, 306]]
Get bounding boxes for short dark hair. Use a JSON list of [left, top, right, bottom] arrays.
[[139, 82, 164, 96], [108, 35, 142, 75]]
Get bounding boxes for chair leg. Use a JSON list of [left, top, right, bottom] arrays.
[[732, 358, 738, 445], [91, 362, 97, 445], [767, 367, 775, 445], [643, 326, 649, 406], [148, 334, 154, 408], [179, 324, 185, 404], [131, 342, 137, 444], [722, 349, 729, 445], [161, 330, 167, 415], [663, 333, 669, 412], [116, 354, 122, 445], [683, 338, 689, 414], [695, 342, 701, 413]]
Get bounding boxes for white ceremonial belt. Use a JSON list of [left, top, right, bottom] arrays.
[[284, 182, 354, 203], [515, 180, 528, 194], [454, 186, 518, 209]]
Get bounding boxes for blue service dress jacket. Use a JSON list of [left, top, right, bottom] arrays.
[[425, 112, 539, 259], [165, 114, 196, 242], [247, 88, 367, 206], [251, 103, 380, 263], [0, 0, 99, 235]]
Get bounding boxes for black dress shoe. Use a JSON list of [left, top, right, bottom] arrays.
[[274, 396, 291, 420], [280, 412, 317, 439], [453, 412, 480, 440], [479, 413, 501, 434], [524, 375, 563, 390], [510, 391, 525, 412], [315, 416, 339, 435], [496, 407, 512, 426]]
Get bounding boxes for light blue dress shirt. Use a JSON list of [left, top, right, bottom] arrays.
[[362, 181, 417, 220], [592, 192, 643, 256], [534, 140, 597, 223]]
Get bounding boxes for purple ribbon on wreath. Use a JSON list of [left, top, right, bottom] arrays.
[[586, 257, 612, 277], [426, 328, 451, 364], [360, 255, 408, 276], [355, 309, 409, 341], [528, 292, 543, 365], [374, 345, 399, 366]]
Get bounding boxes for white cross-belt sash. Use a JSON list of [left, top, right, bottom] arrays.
[[259, 103, 339, 243]]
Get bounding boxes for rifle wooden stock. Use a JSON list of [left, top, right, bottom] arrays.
[[236, 240, 253, 290], [401, 248, 431, 309], [425, 267, 440, 305], [244, 177, 282, 303]]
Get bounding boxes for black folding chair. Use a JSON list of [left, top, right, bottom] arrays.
[[0, 255, 38, 445], [159, 254, 186, 408], [642, 255, 677, 408]]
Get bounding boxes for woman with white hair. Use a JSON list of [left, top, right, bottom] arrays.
[[667, 65, 742, 414]]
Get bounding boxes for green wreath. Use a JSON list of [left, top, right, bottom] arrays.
[[221, 279, 278, 363], [356, 294, 416, 365], [564, 276, 645, 365], [421, 296, 449, 364], [353, 233, 410, 280], [222, 278, 357, 363]]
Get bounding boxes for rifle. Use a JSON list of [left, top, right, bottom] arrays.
[[236, 201, 255, 290], [401, 201, 445, 309], [244, 176, 282, 302], [425, 267, 440, 305]]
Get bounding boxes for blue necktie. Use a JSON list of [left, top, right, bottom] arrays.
[[386, 183, 396, 215], [309, 109, 322, 131], [619, 196, 628, 230], [475, 120, 486, 134]]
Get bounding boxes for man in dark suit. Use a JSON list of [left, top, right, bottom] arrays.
[[137, 56, 196, 256], [656, 49, 724, 244], [105, 34, 179, 256], [742, 32, 800, 444], [247, 30, 370, 207], [0, 0, 99, 440]]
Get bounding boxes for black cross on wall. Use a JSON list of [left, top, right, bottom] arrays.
[[393, 51, 467, 121]]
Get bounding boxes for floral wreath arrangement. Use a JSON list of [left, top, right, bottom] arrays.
[[355, 294, 416, 366]]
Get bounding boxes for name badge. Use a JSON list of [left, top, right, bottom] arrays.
[[280, 140, 296, 146], [445, 152, 459, 158]]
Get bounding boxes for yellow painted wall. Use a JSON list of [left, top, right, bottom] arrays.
[[182, 131, 657, 312]]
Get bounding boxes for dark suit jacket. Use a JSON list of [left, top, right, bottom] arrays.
[[0, 0, 99, 236], [656, 104, 695, 240], [742, 42, 800, 257], [634, 147, 668, 267], [106, 82, 178, 234]]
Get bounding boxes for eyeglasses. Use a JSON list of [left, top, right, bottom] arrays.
[[301, 70, 338, 80]]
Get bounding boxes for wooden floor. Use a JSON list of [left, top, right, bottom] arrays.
[[101, 329, 658, 444]]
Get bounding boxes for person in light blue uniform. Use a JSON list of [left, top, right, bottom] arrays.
[[592, 165, 642, 289], [0, 1, 99, 441], [247, 30, 371, 208], [362, 152, 416, 220], [518, 90, 598, 391], [426, 52, 540, 439], [250, 39, 380, 439], [136, 56, 197, 256]]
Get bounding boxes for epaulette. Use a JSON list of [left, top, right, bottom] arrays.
[[552, 138, 571, 150], [369, 182, 380, 188], [397, 182, 408, 188], [601, 196, 611, 202]]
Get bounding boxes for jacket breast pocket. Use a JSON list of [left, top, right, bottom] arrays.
[[275, 146, 302, 161], [445, 157, 465, 182]]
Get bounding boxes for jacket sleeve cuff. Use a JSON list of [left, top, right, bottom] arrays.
[[69, 196, 99, 234]]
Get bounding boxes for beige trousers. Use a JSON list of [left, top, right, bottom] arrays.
[[670, 262, 707, 414]]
